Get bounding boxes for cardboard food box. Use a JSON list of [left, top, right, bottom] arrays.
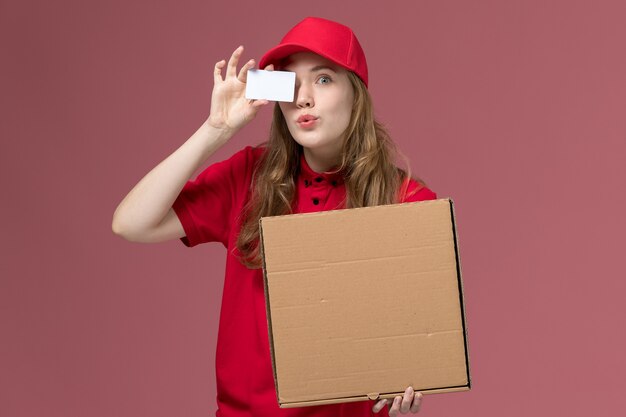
[[259, 198, 471, 408]]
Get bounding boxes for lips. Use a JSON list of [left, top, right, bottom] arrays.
[[297, 114, 318, 123]]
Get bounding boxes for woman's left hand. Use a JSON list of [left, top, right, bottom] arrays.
[[372, 386, 423, 415]]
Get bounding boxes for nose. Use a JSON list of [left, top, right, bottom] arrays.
[[295, 83, 314, 108]]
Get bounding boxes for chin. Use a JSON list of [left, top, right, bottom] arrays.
[[293, 137, 331, 151]]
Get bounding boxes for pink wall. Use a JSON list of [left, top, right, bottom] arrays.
[[2, 0, 625, 416]]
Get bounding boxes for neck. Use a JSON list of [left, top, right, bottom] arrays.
[[302, 147, 342, 173], [302, 148, 341, 173]]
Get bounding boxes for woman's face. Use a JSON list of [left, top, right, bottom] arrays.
[[278, 52, 355, 161]]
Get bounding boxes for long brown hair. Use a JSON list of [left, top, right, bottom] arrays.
[[235, 71, 425, 268]]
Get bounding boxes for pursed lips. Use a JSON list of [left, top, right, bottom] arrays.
[[297, 115, 319, 123]]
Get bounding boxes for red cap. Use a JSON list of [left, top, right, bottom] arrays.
[[259, 17, 369, 88]]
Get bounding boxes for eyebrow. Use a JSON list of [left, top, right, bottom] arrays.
[[310, 65, 338, 73]]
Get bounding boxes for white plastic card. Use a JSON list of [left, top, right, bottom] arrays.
[[245, 69, 295, 102]]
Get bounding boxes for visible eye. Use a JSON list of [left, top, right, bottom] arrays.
[[317, 75, 332, 84]]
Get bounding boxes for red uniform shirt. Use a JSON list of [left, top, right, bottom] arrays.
[[173, 145, 437, 417]]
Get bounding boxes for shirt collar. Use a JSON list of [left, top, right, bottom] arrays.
[[298, 152, 346, 186]]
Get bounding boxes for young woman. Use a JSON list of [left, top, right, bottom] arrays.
[[113, 16, 433, 417]]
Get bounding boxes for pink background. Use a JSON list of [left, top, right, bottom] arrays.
[[2, 0, 625, 416]]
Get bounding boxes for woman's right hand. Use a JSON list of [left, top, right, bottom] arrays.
[[206, 45, 273, 133]]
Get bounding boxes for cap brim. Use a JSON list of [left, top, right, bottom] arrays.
[[259, 43, 338, 70]]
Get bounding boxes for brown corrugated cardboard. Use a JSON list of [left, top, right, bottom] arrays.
[[259, 198, 470, 408]]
